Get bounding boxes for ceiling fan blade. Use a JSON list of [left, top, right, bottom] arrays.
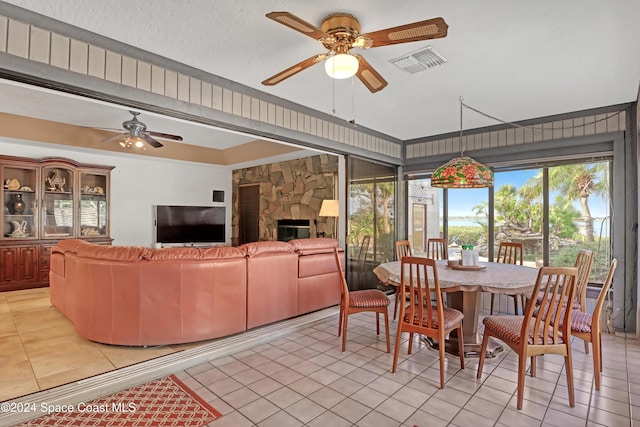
[[102, 133, 126, 144], [266, 12, 331, 42], [262, 53, 328, 86], [354, 55, 388, 93], [360, 17, 448, 48], [148, 131, 183, 141], [142, 134, 163, 148]]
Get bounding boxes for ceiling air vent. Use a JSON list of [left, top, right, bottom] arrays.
[[390, 46, 447, 74]]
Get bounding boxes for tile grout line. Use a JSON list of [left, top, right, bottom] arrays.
[[0, 306, 339, 425]]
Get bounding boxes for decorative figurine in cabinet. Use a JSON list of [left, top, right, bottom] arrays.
[[3, 165, 37, 240]]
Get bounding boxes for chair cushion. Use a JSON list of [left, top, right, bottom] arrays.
[[349, 289, 390, 309], [571, 311, 593, 333], [483, 315, 525, 344], [403, 305, 463, 330]]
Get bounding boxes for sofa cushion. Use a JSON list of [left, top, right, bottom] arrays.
[[199, 246, 246, 259], [298, 251, 342, 278], [55, 238, 93, 254], [75, 244, 148, 261], [240, 241, 295, 257], [144, 246, 245, 260], [289, 238, 339, 255]]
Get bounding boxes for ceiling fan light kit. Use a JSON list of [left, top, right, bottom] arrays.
[[119, 135, 145, 150], [101, 111, 183, 150], [263, 11, 448, 93], [325, 53, 359, 79]]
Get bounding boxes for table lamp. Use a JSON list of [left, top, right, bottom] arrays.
[[319, 199, 339, 238]]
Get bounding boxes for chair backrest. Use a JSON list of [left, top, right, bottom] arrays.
[[334, 247, 350, 306], [356, 235, 371, 272], [496, 242, 523, 265], [395, 240, 412, 261], [427, 238, 449, 260], [591, 259, 617, 326], [574, 249, 595, 310], [399, 256, 445, 329], [524, 266, 578, 345]]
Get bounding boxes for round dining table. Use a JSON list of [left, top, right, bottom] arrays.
[[373, 259, 540, 357]]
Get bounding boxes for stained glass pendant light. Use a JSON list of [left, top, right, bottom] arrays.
[[431, 98, 494, 188]]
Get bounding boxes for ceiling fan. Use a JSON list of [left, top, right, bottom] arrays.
[[102, 111, 183, 149], [262, 11, 448, 93]]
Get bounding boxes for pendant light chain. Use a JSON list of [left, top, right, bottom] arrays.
[[461, 101, 623, 131], [350, 76, 356, 125], [459, 96, 465, 156], [430, 96, 494, 188], [331, 75, 336, 116]]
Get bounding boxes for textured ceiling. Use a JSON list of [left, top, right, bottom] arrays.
[[2, 0, 640, 152]]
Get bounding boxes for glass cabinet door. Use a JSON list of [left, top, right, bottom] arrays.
[[42, 166, 75, 238], [2, 165, 38, 239], [80, 172, 108, 237]]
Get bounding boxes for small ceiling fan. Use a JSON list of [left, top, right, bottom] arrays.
[[102, 111, 183, 149], [262, 11, 448, 93]]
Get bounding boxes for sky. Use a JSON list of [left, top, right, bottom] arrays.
[[434, 167, 610, 220]]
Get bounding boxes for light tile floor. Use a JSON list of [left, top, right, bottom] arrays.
[[176, 311, 638, 427], [0, 288, 192, 402], [2, 287, 639, 426]]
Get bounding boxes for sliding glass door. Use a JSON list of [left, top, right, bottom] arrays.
[[347, 157, 397, 290]]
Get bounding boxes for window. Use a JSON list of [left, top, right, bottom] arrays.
[[546, 162, 611, 283], [448, 186, 489, 261], [492, 169, 543, 267], [406, 159, 612, 284]]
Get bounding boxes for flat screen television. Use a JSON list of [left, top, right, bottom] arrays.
[[155, 205, 225, 244]]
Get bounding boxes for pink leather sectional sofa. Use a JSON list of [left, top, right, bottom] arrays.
[[50, 238, 342, 346]]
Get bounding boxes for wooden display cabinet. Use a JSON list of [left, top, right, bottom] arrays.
[[1, 156, 113, 291]]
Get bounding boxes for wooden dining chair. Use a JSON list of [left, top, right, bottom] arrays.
[[478, 266, 578, 410], [490, 242, 525, 314], [571, 259, 617, 390], [392, 256, 465, 388], [573, 249, 595, 313], [395, 240, 412, 259], [334, 248, 390, 353], [393, 240, 413, 320], [427, 238, 449, 260], [353, 235, 371, 288], [536, 249, 594, 352]]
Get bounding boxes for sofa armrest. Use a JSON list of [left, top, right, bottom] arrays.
[[240, 241, 295, 256], [289, 238, 338, 255], [54, 238, 93, 254]]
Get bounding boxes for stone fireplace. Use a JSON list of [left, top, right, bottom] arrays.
[[232, 154, 338, 244]]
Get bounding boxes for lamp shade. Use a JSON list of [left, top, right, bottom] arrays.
[[431, 156, 494, 188], [319, 199, 339, 217], [325, 54, 359, 79]]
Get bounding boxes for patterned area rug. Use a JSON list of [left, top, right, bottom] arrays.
[[19, 375, 222, 426]]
